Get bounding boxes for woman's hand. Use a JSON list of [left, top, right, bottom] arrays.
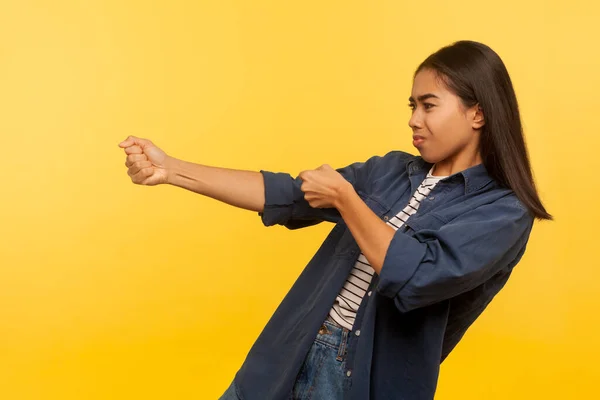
[[298, 164, 353, 209], [118, 136, 171, 186]]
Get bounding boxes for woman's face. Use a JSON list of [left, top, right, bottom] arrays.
[[408, 69, 484, 167]]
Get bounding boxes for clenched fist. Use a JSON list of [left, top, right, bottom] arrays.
[[118, 136, 171, 186], [298, 164, 352, 209]]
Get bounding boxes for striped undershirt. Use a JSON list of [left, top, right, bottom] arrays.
[[327, 167, 448, 331]]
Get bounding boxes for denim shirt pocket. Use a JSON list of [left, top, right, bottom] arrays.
[[401, 212, 447, 236]]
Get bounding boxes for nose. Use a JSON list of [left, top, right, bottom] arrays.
[[408, 110, 422, 130]]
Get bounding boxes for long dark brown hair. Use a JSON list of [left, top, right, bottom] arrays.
[[416, 40, 552, 220]]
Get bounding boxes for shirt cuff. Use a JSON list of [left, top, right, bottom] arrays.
[[376, 229, 427, 298], [257, 170, 297, 227]]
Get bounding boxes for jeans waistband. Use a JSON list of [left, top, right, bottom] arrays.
[[316, 319, 350, 362]]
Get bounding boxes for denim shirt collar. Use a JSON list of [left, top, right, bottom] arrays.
[[406, 156, 494, 194]]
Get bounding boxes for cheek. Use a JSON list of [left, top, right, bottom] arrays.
[[419, 112, 469, 162], [427, 111, 466, 141], [424, 110, 451, 138]]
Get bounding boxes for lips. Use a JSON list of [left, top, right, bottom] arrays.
[[412, 135, 425, 147]]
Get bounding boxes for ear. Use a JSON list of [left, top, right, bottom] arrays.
[[471, 104, 485, 130]]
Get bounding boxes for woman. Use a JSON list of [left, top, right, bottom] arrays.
[[119, 40, 551, 399]]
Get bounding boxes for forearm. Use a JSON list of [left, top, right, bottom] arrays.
[[335, 185, 395, 274], [165, 157, 265, 212]]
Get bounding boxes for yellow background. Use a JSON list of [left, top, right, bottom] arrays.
[[1, 0, 598, 398]]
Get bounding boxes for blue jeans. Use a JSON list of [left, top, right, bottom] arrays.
[[219, 319, 351, 399]]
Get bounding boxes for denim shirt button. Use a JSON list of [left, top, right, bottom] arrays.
[[346, 370, 352, 377], [383, 216, 389, 221]]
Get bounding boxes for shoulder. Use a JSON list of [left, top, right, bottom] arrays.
[[381, 150, 419, 163], [473, 186, 534, 227], [365, 150, 420, 171]]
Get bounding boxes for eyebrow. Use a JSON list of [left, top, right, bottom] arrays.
[[408, 93, 440, 103]]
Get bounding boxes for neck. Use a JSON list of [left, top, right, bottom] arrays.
[[432, 149, 482, 177]]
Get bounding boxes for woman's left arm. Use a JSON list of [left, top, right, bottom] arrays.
[[334, 185, 396, 275], [334, 185, 534, 313], [299, 164, 533, 313]]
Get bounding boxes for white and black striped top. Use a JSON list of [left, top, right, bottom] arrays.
[[327, 167, 447, 331]]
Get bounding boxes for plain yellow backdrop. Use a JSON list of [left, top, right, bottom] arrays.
[[1, 0, 598, 399]]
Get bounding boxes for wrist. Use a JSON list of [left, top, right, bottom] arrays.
[[334, 181, 357, 211], [163, 156, 180, 185]]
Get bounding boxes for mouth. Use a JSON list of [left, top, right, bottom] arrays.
[[412, 135, 425, 147]]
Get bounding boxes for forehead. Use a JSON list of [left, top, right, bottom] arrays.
[[411, 69, 450, 98]]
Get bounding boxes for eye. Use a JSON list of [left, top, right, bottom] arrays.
[[423, 103, 435, 110], [408, 103, 416, 111]]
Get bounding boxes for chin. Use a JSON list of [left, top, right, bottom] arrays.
[[417, 150, 442, 164]]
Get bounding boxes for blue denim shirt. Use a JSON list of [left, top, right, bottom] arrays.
[[232, 150, 534, 400]]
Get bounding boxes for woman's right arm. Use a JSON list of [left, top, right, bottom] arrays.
[[119, 135, 397, 229], [165, 157, 265, 213], [119, 135, 265, 212]]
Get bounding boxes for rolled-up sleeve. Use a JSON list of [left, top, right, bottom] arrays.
[[258, 171, 333, 229], [376, 198, 534, 313], [258, 152, 399, 230]]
